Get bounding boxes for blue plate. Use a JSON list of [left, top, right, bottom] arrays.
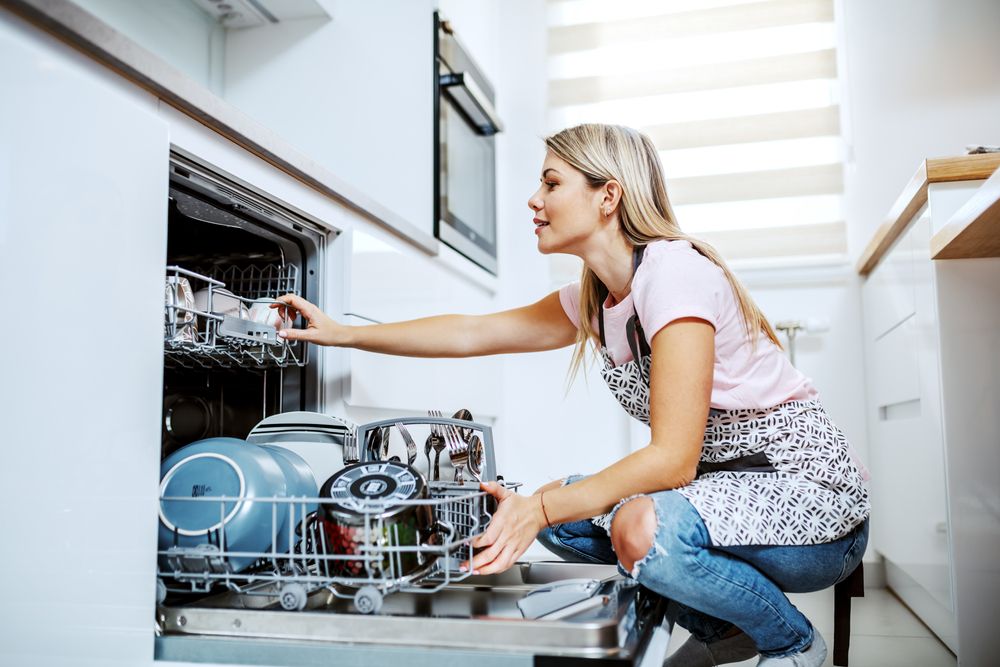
[[261, 445, 317, 555], [158, 437, 288, 573]]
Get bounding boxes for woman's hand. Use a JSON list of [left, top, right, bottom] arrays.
[[272, 294, 350, 346], [466, 482, 547, 575]]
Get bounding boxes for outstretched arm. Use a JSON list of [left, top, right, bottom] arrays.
[[469, 316, 715, 574], [273, 290, 577, 357]]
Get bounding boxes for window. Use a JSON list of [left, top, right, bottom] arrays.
[[546, 0, 846, 267]]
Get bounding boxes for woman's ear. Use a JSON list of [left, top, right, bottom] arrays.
[[602, 180, 623, 216]]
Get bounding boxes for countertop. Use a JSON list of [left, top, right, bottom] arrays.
[[856, 153, 1000, 276]]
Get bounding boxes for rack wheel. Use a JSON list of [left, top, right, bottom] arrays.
[[156, 579, 167, 605], [353, 586, 383, 614], [279, 583, 308, 611]]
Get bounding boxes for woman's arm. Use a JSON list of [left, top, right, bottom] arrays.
[[469, 316, 715, 573], [273, 290, 577, 357]]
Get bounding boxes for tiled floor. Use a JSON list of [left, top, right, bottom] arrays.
[[664, 587, 957, 667]]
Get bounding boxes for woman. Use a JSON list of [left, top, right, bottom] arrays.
[[275, 123, 870, 667]]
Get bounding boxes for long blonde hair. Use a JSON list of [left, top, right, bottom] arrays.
[[546, 123, 782, 383]]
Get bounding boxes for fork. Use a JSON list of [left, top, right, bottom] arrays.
[[395, 422, 418, 467], [442, 421, 472, 484], [427, 410, 447, 481]]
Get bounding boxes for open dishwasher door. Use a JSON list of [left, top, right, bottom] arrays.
[[155, 561, 672, 666]]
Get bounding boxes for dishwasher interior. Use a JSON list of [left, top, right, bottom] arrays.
[[161, 152, 326, 459]]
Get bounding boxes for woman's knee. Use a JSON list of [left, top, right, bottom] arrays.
[[610, 497, 657, 572]]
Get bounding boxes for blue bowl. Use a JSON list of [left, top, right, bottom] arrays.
[[261, 445, 317, 555], [158, 437, 288, 573]]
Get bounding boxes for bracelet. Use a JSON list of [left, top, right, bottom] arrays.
[[539, 491, 553, 529]]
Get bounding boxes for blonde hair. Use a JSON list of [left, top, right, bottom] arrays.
[[545, 123, 783, 384]]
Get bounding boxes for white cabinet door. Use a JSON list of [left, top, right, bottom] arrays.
[[343, 229, 501, 416], [862, 213, 918, 341], [0, 18, 168, 667]]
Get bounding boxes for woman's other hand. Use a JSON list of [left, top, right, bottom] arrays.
[[272, 294, 349, 346], [467, 482, 547, 575]]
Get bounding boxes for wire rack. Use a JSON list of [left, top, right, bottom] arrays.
[[157, 483, 516, 614], [157, 419, 513, 614], [164, 265, 305, 370]]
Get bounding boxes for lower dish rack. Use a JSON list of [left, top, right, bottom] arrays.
[[157, 481, 515, 614]]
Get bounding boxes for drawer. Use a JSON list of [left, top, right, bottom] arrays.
[[862, 215, 919, 340], [868, 315, 920, 415]]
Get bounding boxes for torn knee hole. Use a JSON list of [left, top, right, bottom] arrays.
[[610, 497, 657, 573]]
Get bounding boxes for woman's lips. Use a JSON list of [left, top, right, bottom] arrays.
[[533, 218, 549, 235]]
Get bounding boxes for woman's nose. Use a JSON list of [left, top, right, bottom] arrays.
[[528, 194, 542, 211]]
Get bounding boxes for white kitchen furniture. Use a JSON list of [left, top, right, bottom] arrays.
[[857, 153, 1000, 664], [0, 15, 169, 665], [0, 2, 547, 666]]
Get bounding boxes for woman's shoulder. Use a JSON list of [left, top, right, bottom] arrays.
[[639, 239, 725, 281]]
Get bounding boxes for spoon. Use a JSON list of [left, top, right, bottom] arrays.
[[452, 408, 473, 443]]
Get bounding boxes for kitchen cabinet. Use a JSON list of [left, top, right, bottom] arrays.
[[70, 0, 436, 235], [863, 208, 955, 648], [0, 15, 169, 666], [343, 229, 502, 417], [859, 157, 1000, 659]]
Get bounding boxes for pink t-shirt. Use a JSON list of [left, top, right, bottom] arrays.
[[558, 239, 819, 410]]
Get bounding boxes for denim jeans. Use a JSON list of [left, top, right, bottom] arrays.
[[536, 477, 869, 658]]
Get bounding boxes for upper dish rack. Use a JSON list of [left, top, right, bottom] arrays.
[[164, 264, 305, 370]]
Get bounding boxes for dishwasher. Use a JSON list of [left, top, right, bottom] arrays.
[[154, 153, 672, 666]]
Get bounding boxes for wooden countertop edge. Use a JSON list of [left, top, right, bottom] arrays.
[[931, 168, 1000, 260], [856, 153, 1000, 276], [3, 0, 440, 256]]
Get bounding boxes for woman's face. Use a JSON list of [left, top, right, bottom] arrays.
[[527, 152, 604, 255]]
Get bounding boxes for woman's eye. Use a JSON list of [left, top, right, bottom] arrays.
[[545, 182, 557, 190]]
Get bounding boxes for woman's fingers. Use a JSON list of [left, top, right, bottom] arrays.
[[277, 325, 318, 342], [469, 535, 506, 571], [475, 543, 517, 576], [471, 513, 503, 549], [274, 293, 313, 317], [271, 293, 342, 346], [480, 481, 512, 501]]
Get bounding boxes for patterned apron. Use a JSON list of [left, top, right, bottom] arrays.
[[592, 247, 870, 546]]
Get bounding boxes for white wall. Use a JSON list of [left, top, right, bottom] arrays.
[[837, 0, 1000, 257], [436, 0, 633, 509], [740, 267, 870, 466]]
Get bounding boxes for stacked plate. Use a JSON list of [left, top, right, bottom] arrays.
[[158, 437, 317, 573]]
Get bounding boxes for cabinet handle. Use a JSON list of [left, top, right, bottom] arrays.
[[878, 398, 921, 421]]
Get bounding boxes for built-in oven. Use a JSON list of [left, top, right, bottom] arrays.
[[434, 12, 502, 275]]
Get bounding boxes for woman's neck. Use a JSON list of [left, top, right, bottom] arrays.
[[579, 232, 634, 305]]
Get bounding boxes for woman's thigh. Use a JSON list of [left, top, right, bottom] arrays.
[[715, 519, 870, 593]]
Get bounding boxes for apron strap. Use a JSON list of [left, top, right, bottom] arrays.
[[597, 245, 648, 353], [696, 451, 777, 477]]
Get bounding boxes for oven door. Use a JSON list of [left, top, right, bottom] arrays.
[[435, 26, 502, 275]]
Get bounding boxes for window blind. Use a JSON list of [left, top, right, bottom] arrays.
[[546, 0, 847, 264]]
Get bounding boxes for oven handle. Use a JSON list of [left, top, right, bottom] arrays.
[[440, 71, 503, 136]]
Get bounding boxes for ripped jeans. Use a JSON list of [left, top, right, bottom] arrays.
[[535, 476, 869, 658]]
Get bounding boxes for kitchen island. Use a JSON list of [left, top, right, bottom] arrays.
[[857, 152, 1000, 665]]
